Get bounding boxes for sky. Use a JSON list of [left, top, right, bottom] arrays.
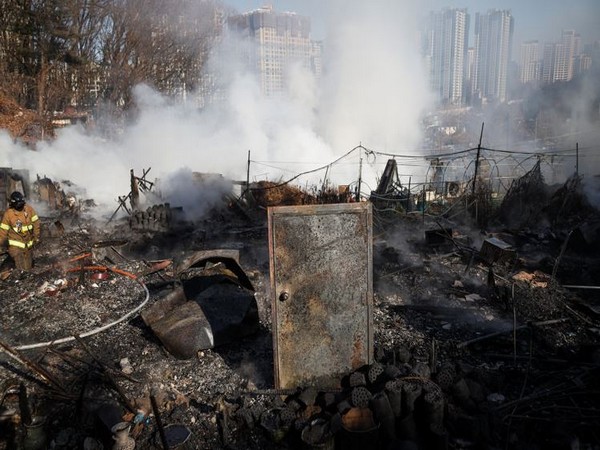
[[224, 0, 600, 50]]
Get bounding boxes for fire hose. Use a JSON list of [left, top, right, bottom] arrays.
[[11, 265, 150, 351]]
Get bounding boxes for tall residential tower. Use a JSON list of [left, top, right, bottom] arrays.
[[542, 30, 582, 83], [424, 8, 470, 106], [519, 40, 540, 84], [472, 10, 514, 103], [227, 6, 319, 97]]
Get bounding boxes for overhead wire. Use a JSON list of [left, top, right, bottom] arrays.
[[245, 140, 587, 199], [248, 145, 364, 191]]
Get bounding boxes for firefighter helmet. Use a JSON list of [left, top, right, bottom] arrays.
[[9, 191, 26, 211]]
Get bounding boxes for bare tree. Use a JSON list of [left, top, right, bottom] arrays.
[[98, 0, 220, 111], [0, 0, 222, 120], [0, 0, 103, 113]]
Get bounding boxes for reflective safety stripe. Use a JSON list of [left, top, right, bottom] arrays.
[[10, 224, 33, 233], [8, 239, 26, 248], [0, 223, 9, 230], [31, 215, 39, 222], [8, 239, 34, 248]]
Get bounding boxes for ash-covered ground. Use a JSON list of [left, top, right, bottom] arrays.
[[1, 198, 599, 450]]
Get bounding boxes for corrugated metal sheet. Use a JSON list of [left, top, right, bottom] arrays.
[[268, 203, 373, 389]]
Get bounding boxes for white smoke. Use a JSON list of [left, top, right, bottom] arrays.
[[0, 1, 432, 219], [318, 0, 433, 189], [156, 168, 234, 221], [320, 1, 431, 151]]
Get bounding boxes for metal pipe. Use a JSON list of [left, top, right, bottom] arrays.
[[9, 270, 150, 351], [562, 285, 600, 290]]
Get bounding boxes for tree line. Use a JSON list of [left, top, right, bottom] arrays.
[[0, 0, 225, 119]]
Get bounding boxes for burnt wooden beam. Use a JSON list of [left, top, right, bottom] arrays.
[[0, 338, 66, 392], [151, 393, 170, 449]]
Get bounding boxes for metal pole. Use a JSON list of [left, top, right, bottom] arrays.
[[576, 143, 579, 176], [422, 185, 426, 223], [356, 157, 363, 202], [321, 165, 330, 197], [506, 112, 510, 149], [246, 150, 251, 193], [472, 122, 485, 197], [408, 176, 411, 212], [512, 284, 516, 365]]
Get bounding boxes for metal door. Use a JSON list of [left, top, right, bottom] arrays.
[[268, 203, 373, 389]]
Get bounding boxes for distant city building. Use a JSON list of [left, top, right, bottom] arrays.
[[519, 40, 539, 84], [584, 41, 600, 71], [466, 47, 476, 83], [472, 9, 514, 103], [574, 54, 592, 76], [465, 47, 476, 104], [423, 8, 470, 106], [310, 40, 323, 78], [227, 5, 318, 97], [541, 29, 582, 84], [559, 30, 580, 80], [542, 42, 562, 83]]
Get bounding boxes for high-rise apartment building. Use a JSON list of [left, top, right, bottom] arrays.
[[542, 42, 561, 83], [541, 30, 583, 84], [584, 41, 600, 71], [573, 54, 592, 76], [464, 47, 476, 103], [519, 40, 539, 84], [424, 8, 470, 106], [466, 47, 476, 82], [557, 30, 580, 81], [227, 6, 317, 97], [472, 10, 514, 103], [310, 40, 323, 79], [561, 30, 580, 80]]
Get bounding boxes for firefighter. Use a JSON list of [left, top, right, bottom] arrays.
[[0, 191, 41, 271]]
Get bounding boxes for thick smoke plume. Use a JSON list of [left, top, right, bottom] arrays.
[[0, 1, 431, 219]]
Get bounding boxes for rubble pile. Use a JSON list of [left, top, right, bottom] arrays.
[[1, 176, 599, 450], [0, 263, 147, 346], [248, 181, 315, 207]]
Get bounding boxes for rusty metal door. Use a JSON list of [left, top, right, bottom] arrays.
[[268, 203, 373, 389]]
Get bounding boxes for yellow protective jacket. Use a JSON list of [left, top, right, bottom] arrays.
[[0, 204, 40, 249]]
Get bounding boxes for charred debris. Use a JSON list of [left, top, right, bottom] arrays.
[[1, 157, 600, 450]]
